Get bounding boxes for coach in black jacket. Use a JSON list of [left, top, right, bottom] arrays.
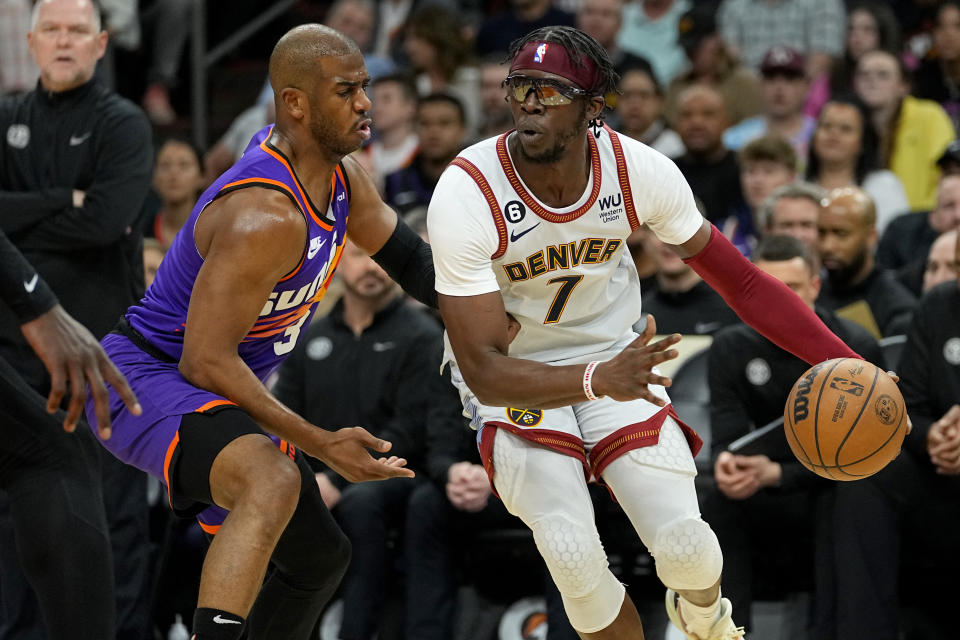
[[0, 2, 152, 638]]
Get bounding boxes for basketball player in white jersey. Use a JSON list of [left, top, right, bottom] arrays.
[[427, 27, 861, 640]]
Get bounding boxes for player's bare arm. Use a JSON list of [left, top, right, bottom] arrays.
[[180, 188, 413, 482], [342, 154, 438, 307], [341, 154, 399, 254], [440, 290, 680, 409], [665, 218, 712, 258]]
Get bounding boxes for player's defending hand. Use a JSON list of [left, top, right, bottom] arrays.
[[590, 315, 680, 405], [20, 304, 141, 437], [316, 426, 416, 483]]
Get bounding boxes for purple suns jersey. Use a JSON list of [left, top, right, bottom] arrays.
[[127, 125, 349, 381]]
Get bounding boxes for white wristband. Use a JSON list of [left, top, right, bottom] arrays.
[[583, 361, 601, 401]]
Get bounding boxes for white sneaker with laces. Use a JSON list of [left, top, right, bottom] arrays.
[[665, 589, 746, 640]]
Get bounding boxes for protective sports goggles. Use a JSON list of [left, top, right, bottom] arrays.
[[502, 74, 590, 106]]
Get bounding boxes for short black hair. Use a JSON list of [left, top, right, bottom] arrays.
[[506, 26, 620, 98], [155, 136, 205, 167], [753, 234, 819, 274], [618, 56, 661, 96], [418, 92, 466, 125], [370, 72, 417, 102]]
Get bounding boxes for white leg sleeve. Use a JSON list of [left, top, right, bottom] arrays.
[[492, 430, 625, 632], [601, 417, 723, 591]]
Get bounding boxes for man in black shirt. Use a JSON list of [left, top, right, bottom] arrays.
[[637, 227, 739, 335], [815, 231, 960, 640], [878, 172, 960, 295], [702, 235, 882, 632], [384, 93, 467, 217], [273, 240, 440, 640], [672, 84, 745, 224], [0, 225, 140, 640], [403, 341, 530, 640], [817, 187, 916, 338], [0, 1, 153, 637]]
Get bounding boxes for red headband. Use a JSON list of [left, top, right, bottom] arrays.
[[510, 41, 600, 93]]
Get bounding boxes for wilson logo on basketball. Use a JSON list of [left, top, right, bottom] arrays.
[[792, 364, 822, 422]]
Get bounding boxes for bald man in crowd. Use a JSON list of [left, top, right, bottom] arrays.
[[672, 85, 746, 224], [83, 24, 438, 640], [816, 187, 916, 338]]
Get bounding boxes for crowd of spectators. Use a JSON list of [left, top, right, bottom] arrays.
[[2, 0, 960, 639]]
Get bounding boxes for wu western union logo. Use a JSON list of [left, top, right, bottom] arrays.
[[507, 408, 543, 427], [503, 237, 622, 283]]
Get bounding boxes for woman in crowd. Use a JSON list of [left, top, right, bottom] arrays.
[[805, 94, 909, 233], [145, 138, 205, 250], [402, 7, 480, 137], [913, 0, 960, 132], [830, 2, 901, 94]]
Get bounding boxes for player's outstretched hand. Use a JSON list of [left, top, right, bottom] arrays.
[[590, 315, 680, 405], [317, 426, 416, 483], [20, 304, 141, 438]]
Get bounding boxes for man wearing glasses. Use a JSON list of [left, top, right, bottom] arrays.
[[428, 25, 860, 640]]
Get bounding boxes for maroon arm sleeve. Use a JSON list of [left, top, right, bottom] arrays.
[[682, 224, 860, 365]]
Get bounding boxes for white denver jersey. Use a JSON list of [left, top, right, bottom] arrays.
[[428, 126, 702, 364]]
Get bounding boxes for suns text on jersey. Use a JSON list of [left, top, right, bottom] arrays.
[[502, 237, 623, 282]]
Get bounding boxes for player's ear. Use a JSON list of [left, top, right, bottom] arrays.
[[586, 96, 605, 123], [279, 87, 308, 121]]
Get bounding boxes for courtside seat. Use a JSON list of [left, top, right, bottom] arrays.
[[879, 334, 907, 370]]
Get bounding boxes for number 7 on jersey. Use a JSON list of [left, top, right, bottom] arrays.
[[544, 275, 584, 324]]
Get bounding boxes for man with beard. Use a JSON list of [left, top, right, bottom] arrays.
[[816, 186, 916, 338], [428, 25, 862, 640], [273, 239, 439, 639], [83, 25, 438, 640]]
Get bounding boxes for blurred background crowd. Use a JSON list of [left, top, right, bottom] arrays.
[[2, 1, 960, 639]]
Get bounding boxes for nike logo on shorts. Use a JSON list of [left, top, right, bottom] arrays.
[[69, 132, 91, 146], [23, 273, 38, 293], [510, 222, 541, 242]]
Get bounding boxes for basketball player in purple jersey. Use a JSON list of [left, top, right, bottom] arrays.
[[84, 25, 436, 640]]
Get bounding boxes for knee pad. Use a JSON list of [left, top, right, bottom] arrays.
[[651, 516, 723, 591], [530, 514, 608, 598], [531, 514, 624, 632]]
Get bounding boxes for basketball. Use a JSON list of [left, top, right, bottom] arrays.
[[783, 358, 906, 481]]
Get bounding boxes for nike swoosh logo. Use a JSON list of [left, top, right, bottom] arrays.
[[372, 341, 395, 352], [510, 222, 541, 242], [23, 273, 38, 293], [212, 615, 241, 625], [307, 237, 326, 259], [694, 321, 721, 334], [69, 132, 91, 146]]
